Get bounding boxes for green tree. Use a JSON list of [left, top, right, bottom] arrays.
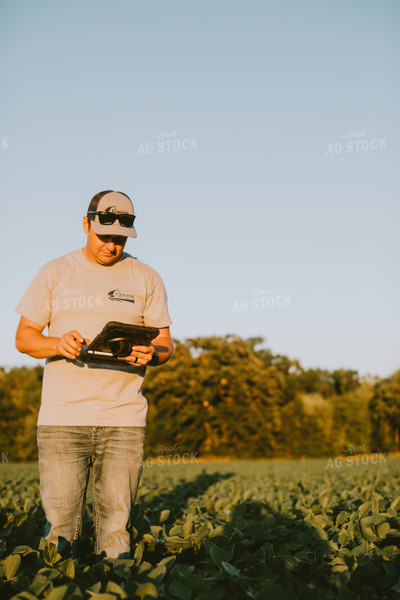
[[369, 370, 400, 452], [144, 336, 287, 458], [0, 366, 43, 461]]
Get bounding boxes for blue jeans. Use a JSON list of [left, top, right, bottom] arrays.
[[37, 425, 145, 559]]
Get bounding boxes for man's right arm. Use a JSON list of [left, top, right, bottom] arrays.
[[15, 316, 87, 360]]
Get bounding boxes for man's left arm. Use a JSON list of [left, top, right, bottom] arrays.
[[119, 327, 174, 367]]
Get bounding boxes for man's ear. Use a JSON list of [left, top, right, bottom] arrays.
[[83, 216, 90, 234]]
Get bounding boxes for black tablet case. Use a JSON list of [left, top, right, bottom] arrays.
[[78, 321, 159, 366]]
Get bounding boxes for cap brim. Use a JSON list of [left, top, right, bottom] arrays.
[[91, 220, 137, 238]]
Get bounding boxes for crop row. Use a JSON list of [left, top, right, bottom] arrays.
[[1, 459, 400, 599]]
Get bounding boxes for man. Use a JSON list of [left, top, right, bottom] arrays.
[[15, 190, 173, 559]]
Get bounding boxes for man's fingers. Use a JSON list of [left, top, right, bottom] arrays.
[[70, 331, 84, 344], [56, 330, 86, 359], [121, 345, 154, 366], [131, 345, 152, 355], [65, 339, 82, 353], [62, 341, 80, 357]]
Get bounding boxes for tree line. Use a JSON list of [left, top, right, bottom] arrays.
[[0, 335, 399, 461]]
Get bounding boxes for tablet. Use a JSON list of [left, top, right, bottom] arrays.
[[78, 321, 160, 366]]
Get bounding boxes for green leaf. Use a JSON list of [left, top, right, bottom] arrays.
[[358, 502, 372, 518], [335, 569, 351, 589], [88, 581, 102, 594], [45, 585, 69, 600], [12, 545, 38, 556], [352, 541, 369, 556], [148, 563, 166, 582], [360, 517, 379, 542], [210, 545, 231, 568], [133, 540, 144, 566], [43, 542, 62, 566], [389, 498, 400, 515], [171, 564, 194, 579], [182, 518, 193, 538], [336, 512, 348, 527], [261, 541, 274, 560], [371, 513, 385, 526], [38, 537, 48, 551], [13, 513, 28, 527], [159, 509, 170, 523], [150, 525, 162, 539], [168, 581, 191, 600], [383, 545, 398, 559], [168, 525, 182, 536], [324, 540, 339, 552], [105, 581, 128, 599], [137, 561, 153, 575], [338, 529, 349, 546], [131, 525, 139, 540], [371, 492, 383, 513], [156, 555, 176, 571], [23, 498, 33, 512], [319, 495, 329, 509], [190, 525, 209, 542], [3, 553, 21, 580], [221, 561, 241, 577], [241, 539, 256, 546], [377, 522, 390, 539], [37, 567, 60, 580], [282, 556, 298, 571], [114, 564, 132, 580], [58, 558, 75, 579], [28, 573, 53, 596], [313, 527, 329, 541], [134, 582, 158, 599]]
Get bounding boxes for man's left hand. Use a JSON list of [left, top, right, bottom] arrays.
[[119, 344, 155, 367], [117, 327, 173, 367]]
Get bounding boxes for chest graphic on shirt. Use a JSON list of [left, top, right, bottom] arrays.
[[108, 289, 135, 303]]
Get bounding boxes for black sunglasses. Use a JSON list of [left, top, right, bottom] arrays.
[[88, 211, 135, 228]]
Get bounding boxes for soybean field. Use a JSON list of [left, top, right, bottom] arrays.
[[1, 457, 400, 600]]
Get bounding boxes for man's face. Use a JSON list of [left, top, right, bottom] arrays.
[[82, 217, 127, 265]]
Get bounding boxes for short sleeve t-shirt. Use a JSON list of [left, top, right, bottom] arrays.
[[15, 249, 172, 426]]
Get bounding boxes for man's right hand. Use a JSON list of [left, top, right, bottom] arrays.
[[55, 331, 90, 359], [16, 316, 90, 360]]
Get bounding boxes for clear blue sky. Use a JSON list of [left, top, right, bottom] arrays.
[[1, 0, 399, 377]]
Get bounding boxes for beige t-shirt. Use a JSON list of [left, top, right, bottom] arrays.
[[16, 249, 172, 426]]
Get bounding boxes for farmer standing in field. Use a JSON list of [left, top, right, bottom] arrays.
[[15, 190, 173, 559]]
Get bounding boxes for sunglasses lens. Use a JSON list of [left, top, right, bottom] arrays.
[[98, 213, 117, 225], [119, 214, 134, 227]]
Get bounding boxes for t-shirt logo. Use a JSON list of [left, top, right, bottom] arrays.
[[108, 289, 135, 304]]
